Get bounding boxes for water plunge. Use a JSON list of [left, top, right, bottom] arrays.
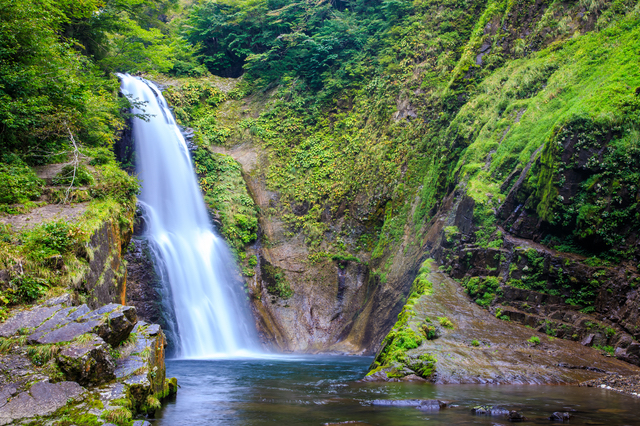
[[119, 74, 259, 358]]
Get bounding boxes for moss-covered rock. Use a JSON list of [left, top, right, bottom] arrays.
[[0, 297, 176, 424]]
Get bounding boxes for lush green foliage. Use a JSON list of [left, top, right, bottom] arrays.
[[0, 157, 45, 203], [462, 276, 501, 306], [261, 262, 294, 299], [0, 0, 202, 160], [184, 0, 640, 321], [0, 148, 138, 307], [164, 82, 232, 145], [192, 148, 258, 252]]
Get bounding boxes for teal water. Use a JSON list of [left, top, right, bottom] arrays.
[[155, 356, 640, 425]]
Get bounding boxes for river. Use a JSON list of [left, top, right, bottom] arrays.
[[155, 355, 640, 425]]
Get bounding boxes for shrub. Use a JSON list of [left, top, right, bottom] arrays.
[[52, 164, 94, 187], [24, 221, 76, 259], [0, 161, 44, 204], [527, 336, 541, 345]]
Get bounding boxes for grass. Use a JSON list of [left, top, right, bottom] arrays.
[[0, 147, 138, 308]]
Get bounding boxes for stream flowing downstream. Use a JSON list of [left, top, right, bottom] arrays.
[[156, 355, 640, 425]]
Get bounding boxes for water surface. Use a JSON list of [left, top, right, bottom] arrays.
[[155, 356, 640, 425]]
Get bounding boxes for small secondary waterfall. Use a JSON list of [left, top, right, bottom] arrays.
[[119, 74, 259, 358]]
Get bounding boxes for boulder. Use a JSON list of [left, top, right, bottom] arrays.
[[0, 304, 65, 337], [507, 410, 526, 422], [57, 334, 115, 385], [78, 303, 137, 346], [30, 304, 137, 346]]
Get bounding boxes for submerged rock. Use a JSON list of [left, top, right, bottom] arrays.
[[370, 399, 447, 410], [472, 405, 510, 416], [549, 411, 571, 421], [507, 410, 526, 422], [370, 399, 424, 407], [416, 399, 447, 410]]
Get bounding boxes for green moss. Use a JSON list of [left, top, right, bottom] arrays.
[[527, 335, 541, 345], [462, 276, 501, 306], [261, 262, 293, 299], [438, 316, 454, 329], [368, 260, 439, 377], [101, 407, 133, 426], [193, 149, 258, 255], [50, 395, 103, 426], [444, 226, 460, 243]]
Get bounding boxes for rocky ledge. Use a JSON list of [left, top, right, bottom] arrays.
[[0, 295, 176, 425], [366, 260, 640, 384], [580, 374, 640, 399]]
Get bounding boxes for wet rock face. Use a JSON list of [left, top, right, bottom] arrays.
[[124, 236, 165, 326], [0, 296, 176, 424]]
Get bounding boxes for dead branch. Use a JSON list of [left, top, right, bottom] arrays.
[[63, 123, 80, 205]]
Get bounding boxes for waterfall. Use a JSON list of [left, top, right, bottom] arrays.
[[119, 74, 259, 358]]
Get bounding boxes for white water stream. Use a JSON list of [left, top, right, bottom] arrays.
[[119, 74, 259, 358]]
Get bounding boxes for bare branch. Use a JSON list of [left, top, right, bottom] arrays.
[[63, 123, 80, 205]]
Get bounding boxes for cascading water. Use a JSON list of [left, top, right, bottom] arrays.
[[119, 74, 259, 358]]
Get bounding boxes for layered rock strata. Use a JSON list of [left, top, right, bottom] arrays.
[[0, 295, 176, 425]]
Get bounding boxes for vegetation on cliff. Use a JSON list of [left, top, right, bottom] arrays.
[[368, 260, 438, 379], [163, 0, 640, 359], [179, 0, 640, 313]]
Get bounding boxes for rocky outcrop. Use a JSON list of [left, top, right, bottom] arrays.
[[73, 219, 133, 309], [0, 205, 133, 310], [0, 296, 176, 425], [57, 334, 115, 385], [0, 381, 85, 426], [366, 261, 640, 383], [211, 143, 376, 353]]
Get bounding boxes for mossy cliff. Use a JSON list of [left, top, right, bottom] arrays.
[[164, 0, 640, 364]]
